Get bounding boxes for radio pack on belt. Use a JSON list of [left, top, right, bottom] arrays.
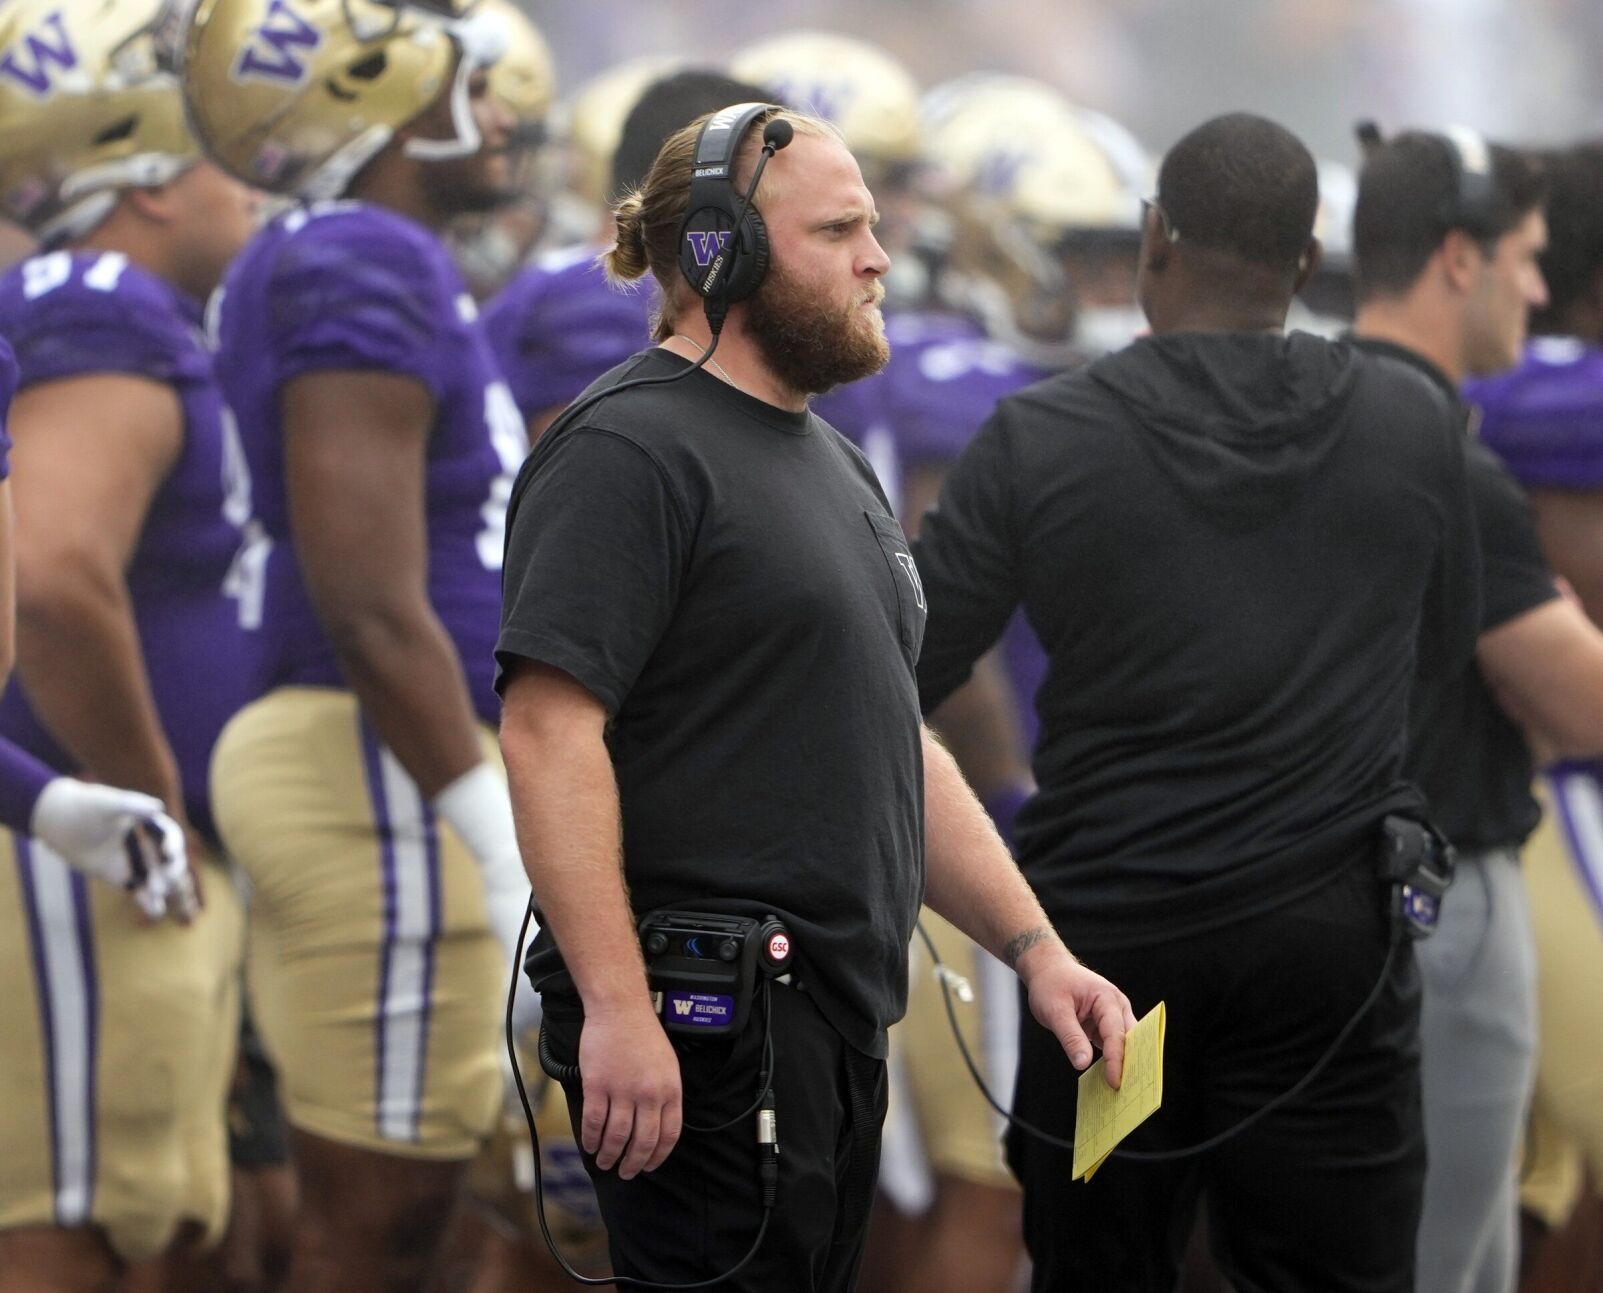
[[1376, 815, 1456, 940], [639, 908, 794, 1036]]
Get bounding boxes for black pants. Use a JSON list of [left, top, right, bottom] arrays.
[[1010, 856, 1426, 1293], [542, 981, 887, 1292]]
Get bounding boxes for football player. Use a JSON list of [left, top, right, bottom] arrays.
[[0, 0, 263, 1285], [0, 340, 191, 918], [182, 0, 536, 1286]]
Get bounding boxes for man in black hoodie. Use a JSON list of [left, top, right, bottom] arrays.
[[911, 113, 1482, 1293]]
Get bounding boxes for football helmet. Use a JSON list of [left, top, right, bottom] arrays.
[[559, 54, 682, 208], [0, 0, 197, 244], [729, 31, 919, 175], [182, 0, 507, 200], [480, 0, 550, 140], [924, 75, 1131, 239], [921, 74, 1131, 364]]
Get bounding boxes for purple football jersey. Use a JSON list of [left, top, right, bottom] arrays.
[[0, 251, 270, 840], [482, 244, 655, 423], [0, 335, 16, 479], [817, 310, 1054, 747], [212, 201, 523, 723], [1469, 336, 1603, 490]]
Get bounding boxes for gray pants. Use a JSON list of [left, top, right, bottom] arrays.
[[1416, 848, 1538, 1293]]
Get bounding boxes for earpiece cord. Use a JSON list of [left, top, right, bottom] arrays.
[[915, 918, 1400, 1162], [506, 902, 775, 1288]]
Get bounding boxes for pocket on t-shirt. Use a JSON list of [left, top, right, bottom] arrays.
[[864, 510, 927, 663]]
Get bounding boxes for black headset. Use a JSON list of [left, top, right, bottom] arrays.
[[502, 100, 794, 546], [1437, 124, 1499, 237], [1356, 120, 1500, 238], [676, 101, 789, 331]]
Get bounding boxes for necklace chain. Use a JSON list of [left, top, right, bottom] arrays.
[[669, 336, 740, 394]]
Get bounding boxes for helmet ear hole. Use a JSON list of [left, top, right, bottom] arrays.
[[347, 51, 387, 80], [93, 116, 138, 146]]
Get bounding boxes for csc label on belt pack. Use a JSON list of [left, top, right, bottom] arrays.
[[664, 992, 735, 1027]]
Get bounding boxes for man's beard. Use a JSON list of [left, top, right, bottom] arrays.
[[744, 259, 890, 397]]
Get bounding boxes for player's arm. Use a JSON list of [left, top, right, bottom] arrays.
[[1530, 488, 1603, 628], [499, 659, 681, 1179], [903, 460, 1033, 819], [921, 727, 1135, 1086], [8, 374, 186, 814], [283, 369, 532, 971], [1478, 596, 1603, 757], [281, 369, 486, 795]]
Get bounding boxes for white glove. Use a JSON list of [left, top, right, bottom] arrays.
[[30, 778, 197, 922], [433, 761, 542, 1037]]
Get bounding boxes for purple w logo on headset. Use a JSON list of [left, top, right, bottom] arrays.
[[686, 230, 731, 269]]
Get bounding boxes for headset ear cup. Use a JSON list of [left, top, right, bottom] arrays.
[[724, 206, 770, 302]]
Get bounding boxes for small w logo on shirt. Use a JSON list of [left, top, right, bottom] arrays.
[[895, 552, 926, 610], [0, 10, 77, 98]]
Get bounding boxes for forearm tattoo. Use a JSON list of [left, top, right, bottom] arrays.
[[1002, 925, 1052, 970]]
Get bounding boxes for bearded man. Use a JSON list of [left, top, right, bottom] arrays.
[[494, 104, 1133, 1293]]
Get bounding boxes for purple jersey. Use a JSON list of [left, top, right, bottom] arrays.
[[0, 251, 269, 840], [817, 311, 1055, 746], [1469, 337, 1603, 489], [482, 244, 654, 423], [0, 335, 16, 478], [212, 201, 523, 723]]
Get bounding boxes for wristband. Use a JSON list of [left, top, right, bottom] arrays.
[[432, 761, 537, 959], [0, 740, 60, 834]]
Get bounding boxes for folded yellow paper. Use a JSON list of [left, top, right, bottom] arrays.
[[1073, 1001, 1166, 1182]]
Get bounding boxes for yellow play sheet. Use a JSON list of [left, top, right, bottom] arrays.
[[1073, 1001, 1166, 1182]]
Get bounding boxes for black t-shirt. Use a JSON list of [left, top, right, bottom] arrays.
[[1353, 338, 1558, 852], [496, 348, 926, 1058], [912, 331, 1482, 950]]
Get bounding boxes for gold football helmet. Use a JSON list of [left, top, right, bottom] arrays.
[[480, 0, 550, 135], [0, 0, 197, 243], [728, 32, 920, 173], [921, 75, 1137, 363], [924, 75, 1130, 239], [182, 0, 508, 199], [557, 54, 682, 208]]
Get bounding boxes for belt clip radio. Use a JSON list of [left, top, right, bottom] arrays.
[[638, 909, 795, 1036], [1376, 815, 1455, 940]]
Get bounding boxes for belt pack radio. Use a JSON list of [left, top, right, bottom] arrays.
[[639, 909, 794, 1036]]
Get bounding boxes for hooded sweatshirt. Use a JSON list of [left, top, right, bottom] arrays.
[[913, 331, 1482, 947]]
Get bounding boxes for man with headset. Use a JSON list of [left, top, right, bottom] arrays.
[[496, 103, 1134, 1291], [1351, 129, 1603, 1293]]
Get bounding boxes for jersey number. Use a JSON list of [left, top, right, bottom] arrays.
[[477, 381, 528, 571], [21, 250, 127, 299], [219, 408, 272, 630]]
